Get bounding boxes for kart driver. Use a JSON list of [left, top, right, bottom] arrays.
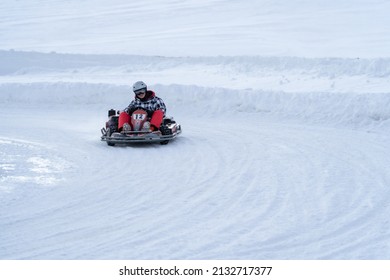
[[118, 81, 166, 132]]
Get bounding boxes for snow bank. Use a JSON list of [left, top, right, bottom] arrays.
[[156, 84, 390, 130], [1, 51, 389, 130], [1, 81, 389, 131]]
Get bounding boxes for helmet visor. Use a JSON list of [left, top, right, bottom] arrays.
[[134, 89, 146, 96]]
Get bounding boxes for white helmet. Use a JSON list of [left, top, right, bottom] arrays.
[[133, 81, 147, 93]]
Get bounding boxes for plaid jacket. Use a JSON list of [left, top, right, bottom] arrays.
[[124, 90, 166, 116]]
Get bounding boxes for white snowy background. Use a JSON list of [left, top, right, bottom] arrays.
[[1, 0, 390, 259]]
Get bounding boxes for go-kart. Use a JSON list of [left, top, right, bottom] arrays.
[[101, 108, 182, 146]]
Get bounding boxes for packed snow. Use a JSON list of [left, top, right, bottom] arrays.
[[1, 0, 390, 260]]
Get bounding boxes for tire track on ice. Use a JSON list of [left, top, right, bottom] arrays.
[[218, 124, 390, 259]]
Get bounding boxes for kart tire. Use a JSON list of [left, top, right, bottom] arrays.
[[106, 128, 115, 146]]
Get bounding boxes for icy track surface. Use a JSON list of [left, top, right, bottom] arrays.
[[1, 51, 390, 259]]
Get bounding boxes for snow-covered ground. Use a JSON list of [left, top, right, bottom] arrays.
[[1, 0, 390, 259]]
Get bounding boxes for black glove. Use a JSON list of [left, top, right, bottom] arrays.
[[125, 106, 136, 115], [145, 109, 154, 118]]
